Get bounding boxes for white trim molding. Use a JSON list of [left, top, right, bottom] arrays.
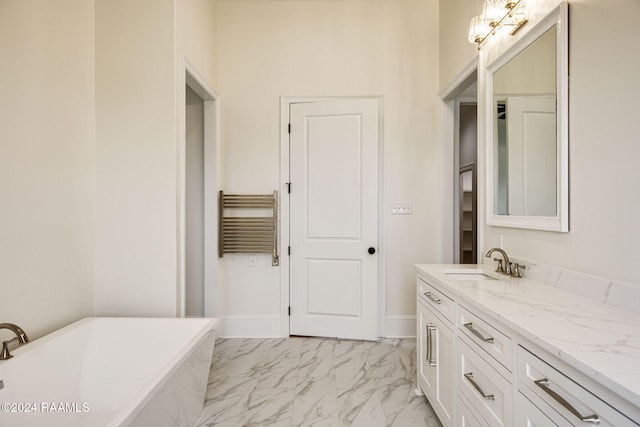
[[437, 56, 479, 263], [179, 59, 219, 318], [218, 316, 282, 338], [385, 315, 416, 338]]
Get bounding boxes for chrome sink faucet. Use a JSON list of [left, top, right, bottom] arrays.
[[485, 248, 525, 278], [0, 323, 29, 360], [485, 248, 512, 276]]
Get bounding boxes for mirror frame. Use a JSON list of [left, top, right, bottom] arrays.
[[485, 2, 569, 232]]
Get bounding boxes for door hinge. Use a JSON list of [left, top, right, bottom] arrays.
[[288, 246, 291, 256], [286, 182, 291, 193], [288, 123, 291, 134], [288, 306, 291, 316]]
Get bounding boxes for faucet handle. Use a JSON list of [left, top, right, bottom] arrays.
[[511, 263, 526, 278], [493, 258, 504, 273], [1, 341, 13, 360]]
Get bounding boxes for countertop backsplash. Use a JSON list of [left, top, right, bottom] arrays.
[[483, 255, 640, 315]]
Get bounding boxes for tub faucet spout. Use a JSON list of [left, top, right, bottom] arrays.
[[485, 248, 512, 275], [0, 323, 29, 360]]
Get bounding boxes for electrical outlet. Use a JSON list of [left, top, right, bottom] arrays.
[[248, 255, 257, 267], [392, 203, 413, 215]]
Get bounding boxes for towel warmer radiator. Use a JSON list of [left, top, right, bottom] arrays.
[[218, 191, 279, 266]]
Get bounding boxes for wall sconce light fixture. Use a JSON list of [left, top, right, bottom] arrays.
[[468, 0, 529, 48]]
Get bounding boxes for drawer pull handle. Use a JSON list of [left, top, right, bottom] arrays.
[[424, 292, 442, 304], [534, 379, 600, 425], [464, 372, 495, 401], [463, 322, 494, 343]]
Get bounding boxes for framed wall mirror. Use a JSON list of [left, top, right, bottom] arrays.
[[486, 2, 568, 232]]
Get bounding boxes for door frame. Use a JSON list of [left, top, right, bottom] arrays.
[[177, 61, 219, 318], [279, 96, 385, 338], [437, 58, 480, 264]]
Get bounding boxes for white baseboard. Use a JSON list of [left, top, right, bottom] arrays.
[[218, 315, 283, 338], [384, 315, 416, 338], [217, 315, 416, 339]]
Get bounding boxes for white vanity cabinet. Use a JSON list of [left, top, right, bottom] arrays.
[[415, 266, 640, 427], [417, 277, 456, 427]]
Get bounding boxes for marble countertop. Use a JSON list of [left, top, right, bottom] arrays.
[[414, 263, 640, 409]]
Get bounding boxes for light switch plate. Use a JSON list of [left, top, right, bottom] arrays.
[[392, 203, 413, 215], [249, 255, 257, 267]]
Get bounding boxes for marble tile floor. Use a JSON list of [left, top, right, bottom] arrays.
[[194, 337, 442, 427]]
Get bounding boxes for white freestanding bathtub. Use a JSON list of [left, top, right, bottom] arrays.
[[0, 317, 218, 427]]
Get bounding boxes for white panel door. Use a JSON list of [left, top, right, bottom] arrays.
[[289, 99, 378, 341]]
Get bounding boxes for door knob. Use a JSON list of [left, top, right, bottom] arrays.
[[368, 247, 376, 255]]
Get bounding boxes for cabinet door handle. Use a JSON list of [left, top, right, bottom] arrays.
[[534, 379, 600, 425], [427, 325, 437, 366], [463, 322, 494, 343], [425, 324, 431, 364], [424, 292, 442, 304], [464, 373, 495, 401]]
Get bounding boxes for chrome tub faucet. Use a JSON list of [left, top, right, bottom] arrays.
[[0, 323, 29, 360]]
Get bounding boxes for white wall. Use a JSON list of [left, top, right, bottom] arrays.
[[0, 0, 95, 339], [95, 0, 217, 317], [442, 0, 640, 286], [176, 0, 218, 317], [216, 0, 439, 336], [95, 0, 179, 316], [439, 0, 484, 89], [179, 0, 218, 86]]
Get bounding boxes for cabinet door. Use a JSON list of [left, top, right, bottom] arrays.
[[418, 301, 436, 397], [433, 314, 455, 427], [418, 301, 455, 427]]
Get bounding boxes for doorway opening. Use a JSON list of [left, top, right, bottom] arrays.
[[183, 68, 218, 318], [458, 103, 478, 264], [437, 59, 479, 264]]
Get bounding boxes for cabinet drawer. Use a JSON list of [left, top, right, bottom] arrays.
[[518, 392, 571, 427], [417, 277, 455, 324], [517, 346, 638, 426], [457, 338, 513, 427], [459, 394, 491, 427], [458, 305, 512, 371]]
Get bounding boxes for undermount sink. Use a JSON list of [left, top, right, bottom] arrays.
[[439, 268, 497, 281]]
